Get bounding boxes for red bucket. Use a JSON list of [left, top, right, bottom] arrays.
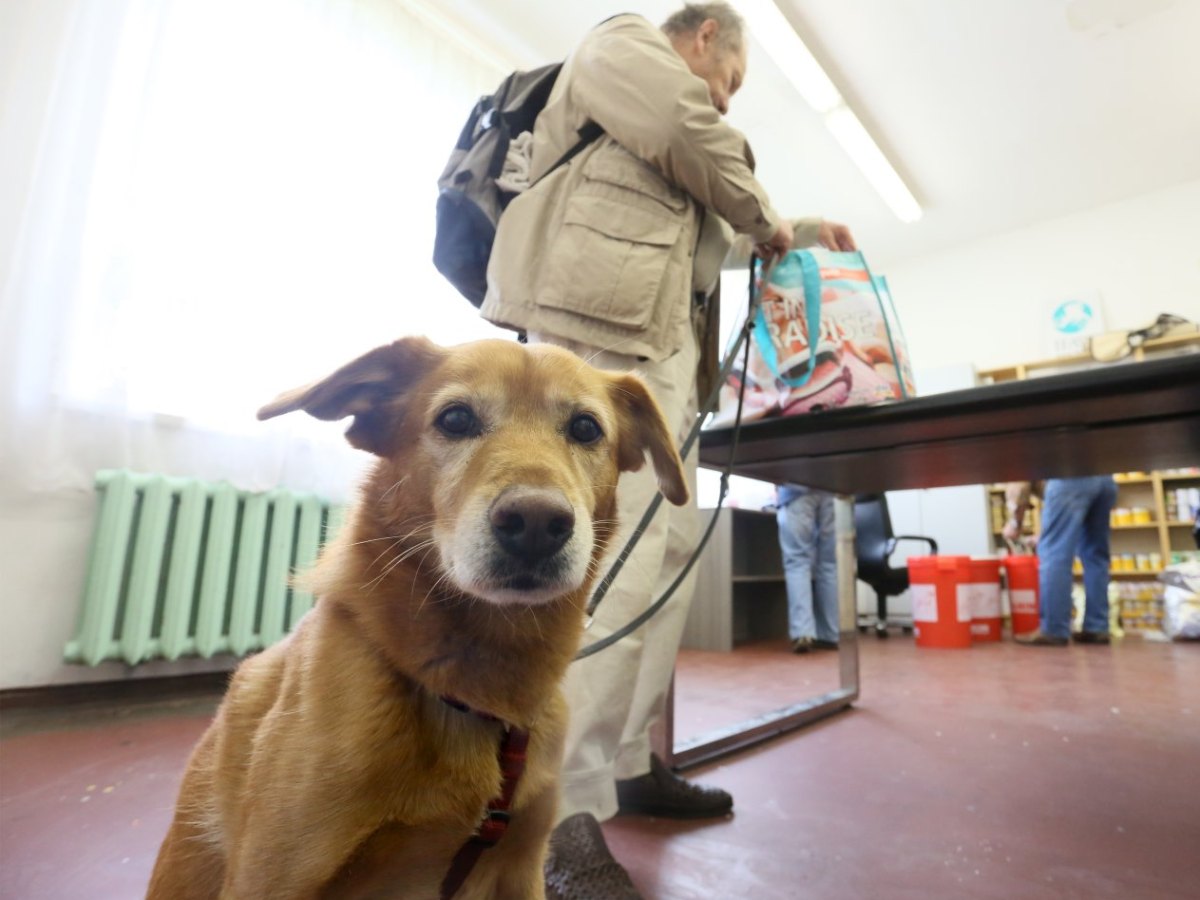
[[907, 556, 972, 649], [967, 558, 1003, 642], [1003, 555, 1040, 637]]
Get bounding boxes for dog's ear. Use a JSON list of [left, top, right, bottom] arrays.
[[257, 337, 444, 455], [608, 374, 689, 506]]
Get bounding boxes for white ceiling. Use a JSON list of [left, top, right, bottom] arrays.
[[438, 0, 1200, 267]]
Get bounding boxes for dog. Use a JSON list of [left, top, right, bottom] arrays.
[[146, 336, 689, 899]]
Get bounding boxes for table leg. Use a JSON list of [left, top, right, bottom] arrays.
[[670, 495, 859, 769]]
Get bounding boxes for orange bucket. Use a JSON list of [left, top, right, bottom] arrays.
[[1003, 555, 1040, 637], [967, 558, 1003, 642], [907, 556, 972, 649]]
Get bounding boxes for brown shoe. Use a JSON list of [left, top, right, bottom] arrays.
[[616, 754, 733, 819], [544, 812, 642, 900], [1073, 630, 1111, 644], [791, 636, 814, 654], [1015, 629, 1068, 646]]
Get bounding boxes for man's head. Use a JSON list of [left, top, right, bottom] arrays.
[[663, 2, 747, 115]]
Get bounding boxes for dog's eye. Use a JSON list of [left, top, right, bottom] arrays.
[[568, 414, 603, 445], [436, 404, 480, 438]]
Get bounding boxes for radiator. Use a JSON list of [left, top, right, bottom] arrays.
[[64, 470, 345, 666]]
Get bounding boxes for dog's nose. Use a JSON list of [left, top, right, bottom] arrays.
[[489, 489, 575, 562]]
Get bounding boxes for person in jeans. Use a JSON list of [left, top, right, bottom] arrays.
[[776, 485, 839, 652], [1005, 476, 1118, 645]]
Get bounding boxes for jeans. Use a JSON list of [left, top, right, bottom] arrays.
[[1037, 476, 1118, 638], [776, 488, 839, 642]]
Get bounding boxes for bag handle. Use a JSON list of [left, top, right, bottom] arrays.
[[751, 250, 824, 389]]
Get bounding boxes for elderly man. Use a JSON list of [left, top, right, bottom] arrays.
[[483, 4, 855, 895]]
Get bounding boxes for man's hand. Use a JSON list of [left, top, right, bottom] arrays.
[[755, 220, 794, 261], [817, 220, 857, 252]]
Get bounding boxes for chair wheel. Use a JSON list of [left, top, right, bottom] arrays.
[[874, 624, 889, 639], [902, 626, 913, 635], [858, 625, 868, 634]]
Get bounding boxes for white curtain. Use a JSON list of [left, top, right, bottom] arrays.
[[1, 0, 508, 502]]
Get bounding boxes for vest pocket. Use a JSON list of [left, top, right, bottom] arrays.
[[539, 196, 682, 330]]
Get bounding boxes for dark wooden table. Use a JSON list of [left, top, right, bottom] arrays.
[[698, 353, 1200, 494], [670, 353, 1200, 768]]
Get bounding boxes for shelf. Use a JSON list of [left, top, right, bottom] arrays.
[[1167, 520, 1196, 527], [1113, 475, 1154, 484], [1162, 472, 1200, 482], [1109, 569, 1163, 577], [1111, 522, 1158, 529], [732, 575, 786, 584]]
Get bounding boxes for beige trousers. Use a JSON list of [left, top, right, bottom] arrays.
[[528, 331, 701, 824]]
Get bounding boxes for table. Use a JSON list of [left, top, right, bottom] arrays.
[[668, 354, 1200, 768]]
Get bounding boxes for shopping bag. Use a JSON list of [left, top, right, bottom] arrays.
[[710, 249, 916, 427]]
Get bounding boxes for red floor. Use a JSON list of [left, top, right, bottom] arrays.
[[3, 637, 1198, 899]]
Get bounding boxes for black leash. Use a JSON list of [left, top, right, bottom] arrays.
[[574, 257, 768, 661]]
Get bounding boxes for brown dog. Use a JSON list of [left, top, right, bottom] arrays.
[[146, 337, 688, 899]]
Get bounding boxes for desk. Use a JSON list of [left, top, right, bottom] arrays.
[[669, 354, 1200, 768]]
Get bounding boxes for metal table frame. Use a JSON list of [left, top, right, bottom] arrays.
[[664, 353, 1200, 770]]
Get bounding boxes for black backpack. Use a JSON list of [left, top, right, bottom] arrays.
[[433, 63, 602, 307]]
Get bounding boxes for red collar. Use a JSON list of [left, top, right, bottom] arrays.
[[439, 696, 530, 899]]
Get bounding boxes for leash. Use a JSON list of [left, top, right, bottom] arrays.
[[438, 697, 530, 899], [574, 256, 776, 660]]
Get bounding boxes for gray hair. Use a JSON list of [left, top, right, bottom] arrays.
[[662, 2, 746, 54]]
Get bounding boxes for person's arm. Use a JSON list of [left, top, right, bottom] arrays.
[[1003, 482, 1032, 541], [569, 16, 780, 244], [726, 218, 858, 268]]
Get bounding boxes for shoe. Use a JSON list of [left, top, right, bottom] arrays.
[[1073, 630, 1111, 644], [544, 812, 642, 900], [812, 639, 839, 651], [1014, 629, 1068, 646], [791, 636, 814, 654], [615, 754, 733, 819]]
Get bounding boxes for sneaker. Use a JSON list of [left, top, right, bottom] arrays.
[[1073, 630, 1111, 644], [812, 639, 839, 651], [544, 812, 642, 900], [791, 637, 814, 654], [1014, 629, 1068, 646], [615, 754, 733, 819]]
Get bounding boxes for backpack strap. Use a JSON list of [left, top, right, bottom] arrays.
[[533, 120, 604, 188]]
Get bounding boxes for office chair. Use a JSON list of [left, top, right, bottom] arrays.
[[854, 493, 938, 638]]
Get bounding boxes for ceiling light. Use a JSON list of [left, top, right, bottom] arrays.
[[824, 107, 923, 223], [738, 0, 842, 113], [740, 0, 922, 223]]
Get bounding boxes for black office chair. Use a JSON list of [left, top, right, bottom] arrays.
[[854, 493, 939, 638]]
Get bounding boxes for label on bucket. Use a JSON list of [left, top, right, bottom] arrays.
[[956, 585, 972, 622], [969, 584, 1002, 618], [912, 584, 938, 622], [1011, 589, 1038, 615]]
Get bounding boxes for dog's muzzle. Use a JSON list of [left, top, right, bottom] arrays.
[[489, 487, 575, 565]]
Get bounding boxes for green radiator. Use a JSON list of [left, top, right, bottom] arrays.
[[65, 470, 344, 666]]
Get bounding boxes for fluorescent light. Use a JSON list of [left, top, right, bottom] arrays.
[[739, 0, 842, 113], [824, 107, 923, 223], [740, 0, 922, 223]]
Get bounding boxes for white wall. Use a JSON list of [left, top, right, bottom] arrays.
[[6, 181, 1199, 691], [884, 179, 1200, 372]]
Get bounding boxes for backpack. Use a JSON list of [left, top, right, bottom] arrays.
[[433, 63, 602, 307]]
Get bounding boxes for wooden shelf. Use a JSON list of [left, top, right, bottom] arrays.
[[1111, 522, 1158, 529], [1113, 475, 1154, 484], [1162, 472, 1200, 481], [1109, 569, 1163, 577], [732, 575, 786, 584], [977, 329, 1200, 383], [1168, 520, 1196, 527]]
